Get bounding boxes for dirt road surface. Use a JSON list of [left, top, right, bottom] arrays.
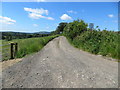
[[2, 36, 118, 88]]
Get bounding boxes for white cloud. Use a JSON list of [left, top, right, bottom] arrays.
[[67, 10, 77, 14], [33, 24, 38, 27], [60, 14, 72, 20], [47, 17, 54, 20], [108, 14, 114, 18], [29, 13, 44, 19], [28, 13, 54, 20], [24, 7, 54, 20], [24, 7, 48, 15], [0, 16, 16, 25]]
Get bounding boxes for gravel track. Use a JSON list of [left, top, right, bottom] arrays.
[[2, 36, 118, 88]]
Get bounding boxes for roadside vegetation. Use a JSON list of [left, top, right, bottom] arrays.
[[52, 19, 120, 60], [2, 35, 58, 60], [1, 19, 119, 61]]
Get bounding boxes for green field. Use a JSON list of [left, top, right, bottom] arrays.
[[2, 35, 58, 61]]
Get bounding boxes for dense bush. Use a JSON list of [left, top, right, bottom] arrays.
[[72, 30, 120, 59], [63, 19, 119, 60]]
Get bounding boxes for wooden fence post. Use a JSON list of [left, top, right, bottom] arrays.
[[10, 43, 14, 59], [15, 43, 18, 58]]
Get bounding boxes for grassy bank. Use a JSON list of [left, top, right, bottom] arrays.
[[66, 30, 119, 60], [2, 35, 58, 60]]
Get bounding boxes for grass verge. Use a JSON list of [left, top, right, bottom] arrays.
[[2, 35, 59, 61]]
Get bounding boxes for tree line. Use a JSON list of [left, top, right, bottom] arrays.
[[1, 32, 50, 41]]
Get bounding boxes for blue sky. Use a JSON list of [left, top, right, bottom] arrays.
[[0, 2, 118, 32], [1, 0, 119, 2]]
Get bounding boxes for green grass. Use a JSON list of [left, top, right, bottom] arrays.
[[2, 35, 58, 61], [66, 30, 120, 60]]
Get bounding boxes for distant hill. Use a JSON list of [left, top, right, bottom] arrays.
[[1, 31, 51, 40], [1, 31, 51, 34], [35, 31, 51, 34]]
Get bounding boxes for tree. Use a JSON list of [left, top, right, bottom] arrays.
[[63, 19, 88, 40], [6, 33, 12, 41], [56, 22, 68, 34], [96, 26, 99, 30]]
